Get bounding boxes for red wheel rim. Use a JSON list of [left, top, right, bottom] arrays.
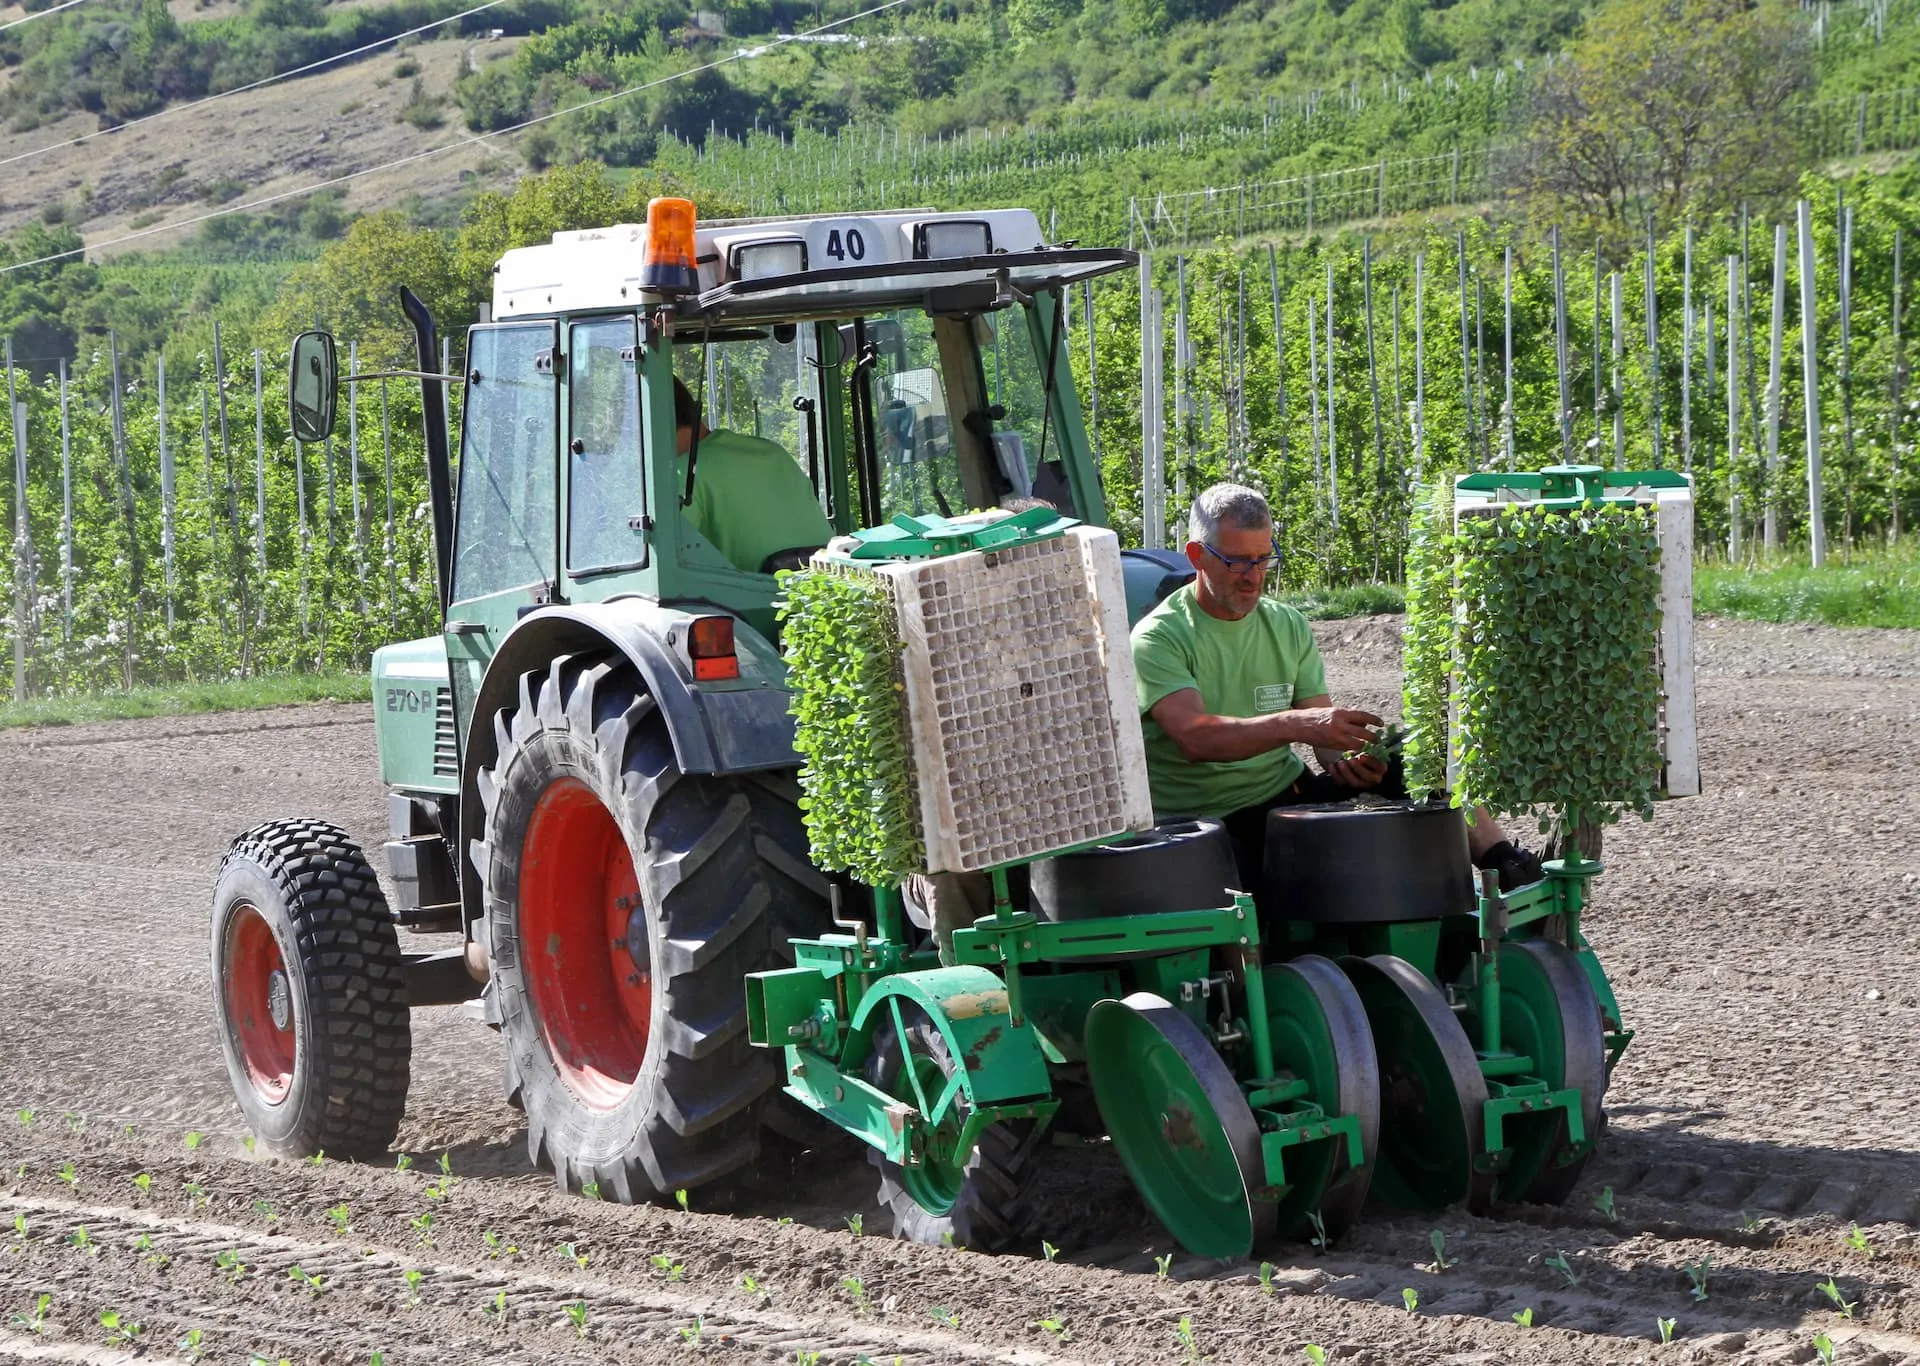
[[519, 778, 651, 1111], [223, 903, 295, 1104]]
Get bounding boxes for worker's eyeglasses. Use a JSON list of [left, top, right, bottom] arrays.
[[1198, 541, 1282, 575]]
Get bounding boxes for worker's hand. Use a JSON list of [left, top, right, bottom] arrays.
[[1320, 751, 1388, 789], [1289, 706, 1383, 754]]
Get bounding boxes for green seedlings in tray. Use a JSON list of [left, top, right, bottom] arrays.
[[10, 1292, 51, 1333], [402, 1269, 423, 1306], [1033, 1314, 1070, 1343], [1546, 1252, 1581, 1288], [99, 1309, 143, 1345], [564, 1300, 589, 1338], [1845, 1224, 1874, 1260], [1401, 1287, 1419, 1314], [649, 1253, 686, 1281], [1685, 1256, 1711, 1302], [327, 1203, 351, 1233], [1813, 1333, 1836, 1364], [1258, 1262, 1276, 1296], [287, 1266, 325, 1298], [678, 1316, 704, 1345], [481, 1229, 518, 1259], [1819, 1277, 1857, 1319], [1041, 1240, 1060, 1262], [929, 1306, 959, 1329], [216, 1249, 248, 1284], [1513, 1307, 1535, 1327], [1155, 1251, 1174, 1279], [1656, 1316, 1677, 1344], [1429, 1229, 1456, 1270], [843, 1212, 863, 1237], [1593, 1186, 1618, 1222], [841, 1276, 869, 1314]]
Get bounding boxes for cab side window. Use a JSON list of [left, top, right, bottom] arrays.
[[452, 324, 557, 602], [568, 319, 647, 574]]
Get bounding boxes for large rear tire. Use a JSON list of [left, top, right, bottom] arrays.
[[478, 653, 828, 1201], [210, 820, 411, 1161]]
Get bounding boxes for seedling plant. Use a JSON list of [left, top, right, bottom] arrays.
[[1819, 1277, 1857, 1319], [1657, 1316, 1677, 1344], [327, 1203, 351, 1233], [481, 1230, 518, 1259], [1513, 1307, 1535, 1327], [841, 1276, 869, 1314], [1813, 1334, 1836, 1365], [9, 1293, 51, 1334], [1429, 1229, 1456, 1270], [1593, 1186, 1617, 1222], [1258, 1262, 1276, 1295], [1402, 1287, 1419, 1313], [1845, 1224, 1874, 1260], [1303, 1348, 1328, 1366], [288, 1266, 326, 1298], [679, 1316, 704, 1345], [1155, 1252, 1174, 1278], [402, 1269, 423, 1306], [216, 1249, 247, 1284], [1546, 1252, 1581, 1288], [99, 1309, 143, 1345], [564, 1300, 589, 1338], [929, 1306, 959, 1328], [1685, 1257, 1711, 1303], [650, 1253, 687, 1281], [1033, 1314, 1070, 1342]]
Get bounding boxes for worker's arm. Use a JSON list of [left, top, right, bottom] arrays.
[[1149, 688, 1382, 764], [1294, 692, 1389, 788]]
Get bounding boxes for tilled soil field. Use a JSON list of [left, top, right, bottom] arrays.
[[1, 616, 1916, 1366]]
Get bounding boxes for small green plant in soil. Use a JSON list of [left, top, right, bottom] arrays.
[[1546, 1252, 1581, 1288], [178, 1327, 206, 1361], [741, 1274, 770, 1305], [10, 1292, 51, 1333], [241, 1136, 254, 1153], [796, 1352, 821, 1366], [402, 1269, 422, 1306], [1845, 1224, 1874, 1260], [679, 1316, 704, 1345], [1820, 1277, 1857, 1318], [327, 1203, 351, 1233], [1175, 1315, 1204, 1362], [132, 1172, 152, 1194], [1513, 1307, 1535, 1327], [482, 1290, 507, 1327], [558, 1241, 589, 1269], [99, 1309, 143, 1345], [580, 1181, 601, 1201], [1033, 1315, 1070, 1342], [253, 1200, 278, 1224], [9, 1212, 27, 1248], [394, 1154, 413, 1172], [482, 1230, 518, 1259], [930, 1306, 959, 1328], [1303, 1348, 1328, 1366], [1041, 1240, 1060, 1262], [650, 1253, 686, 1281], [564, 1300, 589, 1338], [1155, 1252, 1174, 1278], [1656, 1316, 1677, 1344], [1258, 1262, 1276, 1295], [1813, 1333, 1836, 1365], [843, 1212, 863, 1237], [216, 1249, 247, 1284], [1429, 1229, 1456, 1270], [841, 1276, 869, 1314], [57, 1161, 78, 1189], [675, 1188, 690, 1213], [14, 1110, 29, 1126], [1306, 1209, 1332, 1252], [1401, 1287, 1419, 1313], [67, 1225, 95, 1254], [1685, 1256, 1711, 1302], [306, 1151, 325, 1167], [132, 1232, 168, 1266], [410, 1211, 435, 1247], [184, 1131, 203, 1150], [287, 1266, 325, 1298], [1593, 1186, 1617, 1222], [184, 1180, 208, 1211]]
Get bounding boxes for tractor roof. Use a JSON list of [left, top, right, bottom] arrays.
[[493, 207, 1133, 325]]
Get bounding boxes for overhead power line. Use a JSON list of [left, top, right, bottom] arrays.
[[0, 0, 920, 277], [0, 0, 515, 170], [0, 0, 87, 34]]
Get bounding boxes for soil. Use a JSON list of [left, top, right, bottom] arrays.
[[1, 617, 1917, 1366]]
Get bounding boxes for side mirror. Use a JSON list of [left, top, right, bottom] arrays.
[[288, 330, 339, 443]]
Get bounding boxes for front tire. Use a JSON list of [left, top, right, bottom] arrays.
[[478, 653, 828, 1202], [210, 819, 411, 1160]]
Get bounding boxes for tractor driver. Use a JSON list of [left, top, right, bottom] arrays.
[[673, 377, 832, 574], [1130, 482, 1543, 894]]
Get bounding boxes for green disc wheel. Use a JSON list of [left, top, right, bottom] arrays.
[[1261, 956, 1380, 1242], [1344, 955, 1495, 1215], [1086, 991, 1273, 1260], [1491, 939, 1608, 1205]]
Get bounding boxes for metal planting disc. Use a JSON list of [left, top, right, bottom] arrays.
[[1343, 954, 1496, 1215], [1494, 937, 1609, 1205], [1086, 991, 1274, 1260], [1265, 954, 1381, 1242]]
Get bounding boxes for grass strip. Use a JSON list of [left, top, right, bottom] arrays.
[[0, 673, 372, 730], [1696, 548, 1919, 630], [1278, 583, 1407, 619]]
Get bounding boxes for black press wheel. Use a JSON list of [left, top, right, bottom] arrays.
[[866, 1005, 1038, 1251], [478, 652, 829, 1202], [210, 819, 411, 1161]]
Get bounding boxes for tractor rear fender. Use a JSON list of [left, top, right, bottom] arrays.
[[456, 598, 798, 930], [848, 967, 1053, 1108]]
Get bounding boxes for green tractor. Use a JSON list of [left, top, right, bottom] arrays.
[[210, 198, 1689, 1259]]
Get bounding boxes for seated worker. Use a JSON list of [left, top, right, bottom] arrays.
[[674, 377, 832, 573], [1131, 481, 1543, 893]]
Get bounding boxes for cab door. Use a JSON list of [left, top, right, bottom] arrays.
[[444, 321, 561, 743]]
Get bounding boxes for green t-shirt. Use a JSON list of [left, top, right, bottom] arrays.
[[1131, 584, 1329, 819], [680, 429, 832, 573]]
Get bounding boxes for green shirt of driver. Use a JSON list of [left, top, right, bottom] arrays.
[[679, 429, 832, 573], [1130, 584, 1328, 820]]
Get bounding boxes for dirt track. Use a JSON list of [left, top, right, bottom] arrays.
[[1, 617, 1917, 1366]]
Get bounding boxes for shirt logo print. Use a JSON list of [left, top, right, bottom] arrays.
[[1253, 683, 1290, 713]]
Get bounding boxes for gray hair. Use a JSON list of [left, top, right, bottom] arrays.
[[1188, 483, 1272, 545]]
